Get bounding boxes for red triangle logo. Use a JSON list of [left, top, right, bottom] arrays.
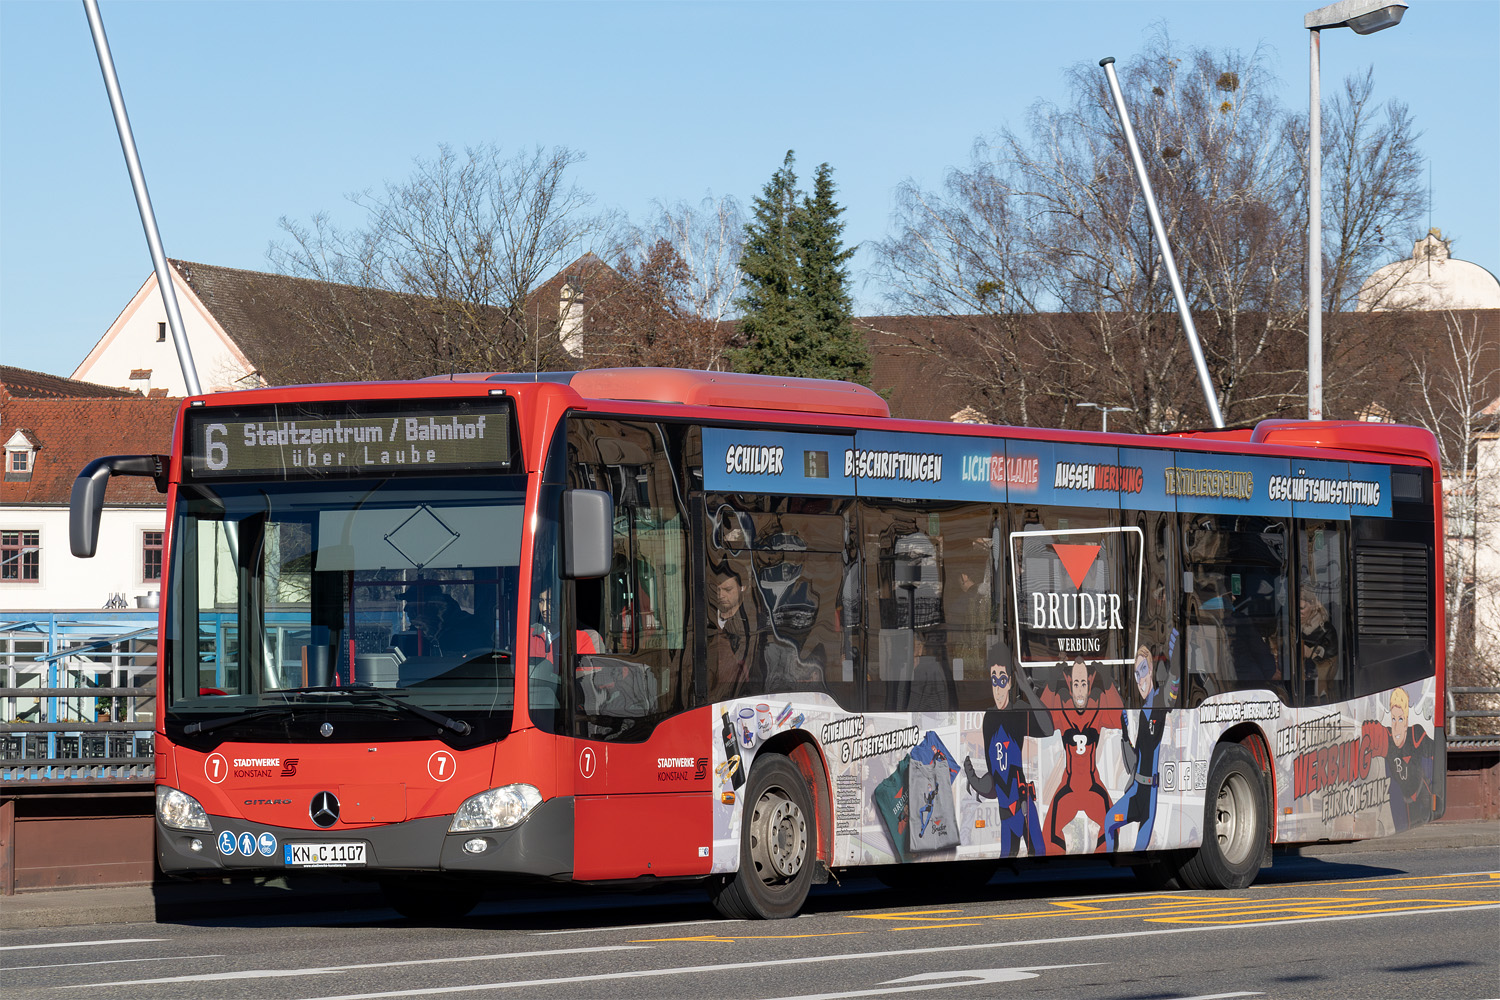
[[1051, 543, 1101, 591]]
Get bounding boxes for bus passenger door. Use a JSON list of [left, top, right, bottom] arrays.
[[564, 417, 713, 880]]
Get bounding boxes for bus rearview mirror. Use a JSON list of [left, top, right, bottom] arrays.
[[563, 489, 613, 579], [70, 455, 168, 558]]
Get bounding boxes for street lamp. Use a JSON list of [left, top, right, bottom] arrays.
[[1305, 0, 1407, 421], [1075, 402, 1131, 432]]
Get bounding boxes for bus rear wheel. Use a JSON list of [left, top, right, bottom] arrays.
[[709, 754, 815, 919], [1177, 743, 1268, 890]]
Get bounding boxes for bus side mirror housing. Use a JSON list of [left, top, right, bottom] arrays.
[[70, 455, 168, 558], [563, 489, 613, 579]]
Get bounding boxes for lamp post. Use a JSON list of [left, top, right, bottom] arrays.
[[1305, 0, 1407, 421], [1075, 402, 1131, 432]]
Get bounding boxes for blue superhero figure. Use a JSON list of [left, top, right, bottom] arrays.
[[963, 639, 1054, 858], [1105, 643, 1179, 853]]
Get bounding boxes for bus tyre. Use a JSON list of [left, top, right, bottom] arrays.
[[709, 754, 815, 920], [1178, 743, 1268, 891], [380, 875, 482, 922]]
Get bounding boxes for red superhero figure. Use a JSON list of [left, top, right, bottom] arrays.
[[1040, 657, 1123, 853]]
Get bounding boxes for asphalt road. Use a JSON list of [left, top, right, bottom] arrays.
[[4, 844, 1497, 1000]]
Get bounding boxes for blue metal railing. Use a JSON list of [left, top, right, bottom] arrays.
[[1, 610, 349, 782], [1, 611, 159, 782]]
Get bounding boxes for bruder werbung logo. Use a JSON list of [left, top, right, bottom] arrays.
[[1011, 525, 1142, 664]]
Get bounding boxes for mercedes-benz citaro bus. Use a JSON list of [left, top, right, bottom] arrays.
[[70, 368, 1446, 920]]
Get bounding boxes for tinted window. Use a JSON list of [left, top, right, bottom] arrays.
[[704, 494, 857, 710], [567, 418, 692, 741], [1180, 513, 1289, 704]]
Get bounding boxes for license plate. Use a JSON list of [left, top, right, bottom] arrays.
[[284, 842, 366, 867]]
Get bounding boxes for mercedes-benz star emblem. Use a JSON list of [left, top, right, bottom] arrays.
[[310, 791, 340, 828], [320, 722, 334, 738]]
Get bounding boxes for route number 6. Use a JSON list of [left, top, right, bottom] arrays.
[[205, 423, 229, 471]]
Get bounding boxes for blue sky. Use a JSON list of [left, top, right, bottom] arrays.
[[2, 0, 1496, 380]]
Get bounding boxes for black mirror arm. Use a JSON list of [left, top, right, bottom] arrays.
[[70, 455, 170, 558]]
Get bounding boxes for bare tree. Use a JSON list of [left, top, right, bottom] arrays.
[[868, 153, 1060, 427], [585, 239, 730, 369], [1401, 309, 1500, 724], [644, 195, 745, 337], [873, 33, 1427, 431], [1312, 69, 1427, 313], [265, 144, 619, 382], [586, 195, 745, 371]]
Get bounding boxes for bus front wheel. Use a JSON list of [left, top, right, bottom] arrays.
[[1177, 743, 1268, 890], [709, 754, 815, 919]]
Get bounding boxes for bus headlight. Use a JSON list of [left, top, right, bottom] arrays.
[[449, 784, 542, 832], [157, 785, 211, 831]]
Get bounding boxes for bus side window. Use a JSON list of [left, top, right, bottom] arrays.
[[1121, 509, 1178, 712], [1295, 521, 1346, 706], [566, 418, 691, 740], [704, 498, 854, 709], [1180, 513, 1289, 705], [865, 505, 960, 713]]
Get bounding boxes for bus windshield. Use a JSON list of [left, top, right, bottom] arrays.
[[164, 475, 526, 747]]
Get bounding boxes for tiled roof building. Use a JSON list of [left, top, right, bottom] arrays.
[[1, 369, 178, 609], [1, 395, 179, 506], [0, 366, 137, 401]]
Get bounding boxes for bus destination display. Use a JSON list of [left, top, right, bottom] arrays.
[[185, 403, 510, 478]]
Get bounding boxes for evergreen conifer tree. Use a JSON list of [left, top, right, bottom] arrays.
[[732, 152, 870, 384], [732, 151, 800, 373], [791, 162, 869, 384]]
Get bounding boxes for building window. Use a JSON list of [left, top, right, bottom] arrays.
[[142, 530, 164, 583], [157, 321, 167, 342], [1, 530, 40, 583], [6, 450, 28, 473]]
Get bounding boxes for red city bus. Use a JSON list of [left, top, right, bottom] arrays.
[[70, 368, 1447, 919]]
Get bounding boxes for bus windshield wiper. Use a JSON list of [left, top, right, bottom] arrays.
[[183, 707, 292, 736], [289, 687, 472, 736]]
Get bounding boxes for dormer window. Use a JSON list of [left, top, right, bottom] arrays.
[[4, 430, 37, 481]]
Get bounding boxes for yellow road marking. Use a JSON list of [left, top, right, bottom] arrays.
[[847, 909, 966, 920], [1150, 899, 1499, 925], [849, 907, 1061, 923], [632, 931, 867, 943], [1280, 871, 1500, 889], [837, 871, 1500, 933], [1348, 878, 1499, 892]]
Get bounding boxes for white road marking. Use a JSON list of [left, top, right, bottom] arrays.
[[0, 937, 163, 952], [1171, 994, 1262, 1000], [2, 954, 222, 972], [59, 944, 650, 988], [270, 901, 1500, 1000], [756, 964, 1094, 1000], [534, 918, 742, 936]]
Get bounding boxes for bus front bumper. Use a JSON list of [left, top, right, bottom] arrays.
[[157, 795, 575, 880]]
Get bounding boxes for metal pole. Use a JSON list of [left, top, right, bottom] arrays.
[[1099, 58, 1225, 429], [82, 0, 203, 397], [1308, 28, 1323, 420]]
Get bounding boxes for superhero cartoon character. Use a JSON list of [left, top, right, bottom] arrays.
[[1363, 687, 1435, 832], [1104, 644, 1179, 852], [963, 639, 1054, 857], [1040, 657, 1123, 854]]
